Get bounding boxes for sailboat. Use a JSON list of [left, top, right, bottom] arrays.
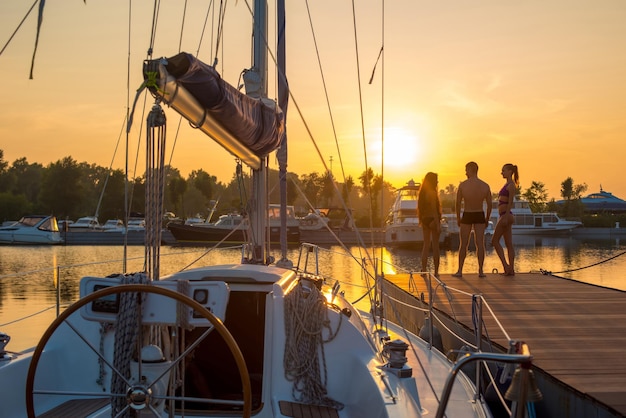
[[0, 2, 537, 417]]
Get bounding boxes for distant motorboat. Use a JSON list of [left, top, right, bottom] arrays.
[[385, 180, 446, 248], [102, 219, 125, 231], [169, 204, 301, 245], [67, 216, 101, 232], [184, 214, 206, 225], [442, 213, 495, 237], [0, 215, 63, 245], [492, 198, 582, 234], [126, 218, 146, 231], [298, 208, 353, 232], [298, 210, 329, 231]]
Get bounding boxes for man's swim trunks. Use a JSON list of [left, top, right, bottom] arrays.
[[461, 211, 486, 225]]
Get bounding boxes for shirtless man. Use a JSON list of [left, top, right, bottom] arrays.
[[453, 161, 492, 277]]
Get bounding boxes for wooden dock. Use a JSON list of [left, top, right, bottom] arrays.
[[384, 272, 626, 418]]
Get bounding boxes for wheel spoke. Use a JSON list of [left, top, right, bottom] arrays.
[[26, 284, 252, 418]]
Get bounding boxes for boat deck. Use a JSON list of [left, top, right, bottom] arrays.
[[385, 272, 626, 417]]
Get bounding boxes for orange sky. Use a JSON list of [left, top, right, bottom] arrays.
[[1, 1, 625, 201]]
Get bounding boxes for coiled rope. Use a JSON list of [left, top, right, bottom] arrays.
[[283, 282, 344, 410]]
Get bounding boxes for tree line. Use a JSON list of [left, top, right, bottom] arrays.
[[0, 149, 597, 227], [0, 151, 395, 226]]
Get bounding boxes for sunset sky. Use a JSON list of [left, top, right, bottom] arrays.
[[1, 1, 625, 201]]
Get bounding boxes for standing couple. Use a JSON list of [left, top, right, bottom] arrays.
[[419, 162, 518, 278], [453, 161, 519, 277]]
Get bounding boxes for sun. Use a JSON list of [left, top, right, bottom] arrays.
[[379, 126, 422, 168]]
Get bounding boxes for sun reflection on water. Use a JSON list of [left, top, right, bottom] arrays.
[[1, 236, 624, 352]]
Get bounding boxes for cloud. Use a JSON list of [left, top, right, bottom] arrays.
[[438, 77, 503, 116], [542, 98, 572, 114]]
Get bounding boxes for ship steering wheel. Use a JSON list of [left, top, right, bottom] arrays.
[[25, 284, 252, 418]]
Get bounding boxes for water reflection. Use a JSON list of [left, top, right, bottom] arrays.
[[1, 236, 625, 351]]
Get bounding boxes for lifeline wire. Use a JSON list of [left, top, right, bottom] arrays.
[[540, 250, 626, 275]]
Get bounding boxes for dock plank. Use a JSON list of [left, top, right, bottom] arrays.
[[385, 272, 626, 417]]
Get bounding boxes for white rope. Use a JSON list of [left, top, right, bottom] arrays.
[[145, 103, 167, 281], [110, 273, 150, 416], [283, 282, 344, 409]]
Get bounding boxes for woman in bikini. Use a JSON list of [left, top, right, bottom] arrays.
[[418, 172, 442, 277], [492, 163, 519, 275]]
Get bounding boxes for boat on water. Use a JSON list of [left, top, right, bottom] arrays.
[[102, 219, 125, 231], [298, 208, 353, 231], [67, 216, 101, 232], [168, 205, 301, 246], [492, 198, 582, 235], [441, 213, 495, 250], [0, 2, 539, 417], [385, 180, 447, 248], [298, 210, 330, 231], [0, 215, 63, 245]]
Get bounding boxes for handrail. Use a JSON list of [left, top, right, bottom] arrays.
[[297, 243, 532, 416], [435, 347, 533, 418]]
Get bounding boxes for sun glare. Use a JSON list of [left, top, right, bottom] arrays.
[[380, 127, 421, 168]]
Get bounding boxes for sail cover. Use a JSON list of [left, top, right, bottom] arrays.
[[144, 52, 284, 169]]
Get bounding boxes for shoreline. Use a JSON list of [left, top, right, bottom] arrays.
[[570, 226, 626, 237]]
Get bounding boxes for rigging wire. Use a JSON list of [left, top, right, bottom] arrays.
[[147, 0, 161, 58], [0, 0, 38, 57], [196, 0, 215, 57], [123, 0, 134, 272], [178, 0, 188, 53], [302, 0, 346, 184], [375, 0, 387, 322], [212, 0, 229, 67], [349, 0, 373, 231]]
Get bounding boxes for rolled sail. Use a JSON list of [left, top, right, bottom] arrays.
[[143, 52, 284, 170]]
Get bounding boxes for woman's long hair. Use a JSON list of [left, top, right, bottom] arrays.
[[418, 172, 442, 217]]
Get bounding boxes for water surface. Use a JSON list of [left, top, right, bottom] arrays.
[[1, 236, 625, 351]]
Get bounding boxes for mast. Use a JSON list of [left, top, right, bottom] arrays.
[[248, 0, 269, 264]]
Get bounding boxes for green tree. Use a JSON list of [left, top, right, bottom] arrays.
[[341, 175, 354, 203], [522, 181, 548, 212], [97, 169, 127, 221], [9, 158, 43, 204], [169, 177, 187, 216], [0, 150, 10, 193], [320, 171, 335, 207], [439, 184, 457, 212], [300, 172, 322, 208], [358, 168, 385, 226], [38, 157, 83, 218], [560, 177, 587, 218], [190, 169, 216, 201], [0, 192, 32, 221], [561, 178, 574, 201]]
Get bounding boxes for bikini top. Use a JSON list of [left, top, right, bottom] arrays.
[[498, 182, 511, 205]]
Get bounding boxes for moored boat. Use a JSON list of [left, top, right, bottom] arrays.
[[492, 198, 582, 235], [101, 219, 125, 231], [168, 205, 300, 246], [0, 2, 539, 417], [0, 215, 63, 245], [67, 216, 101, 232]]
